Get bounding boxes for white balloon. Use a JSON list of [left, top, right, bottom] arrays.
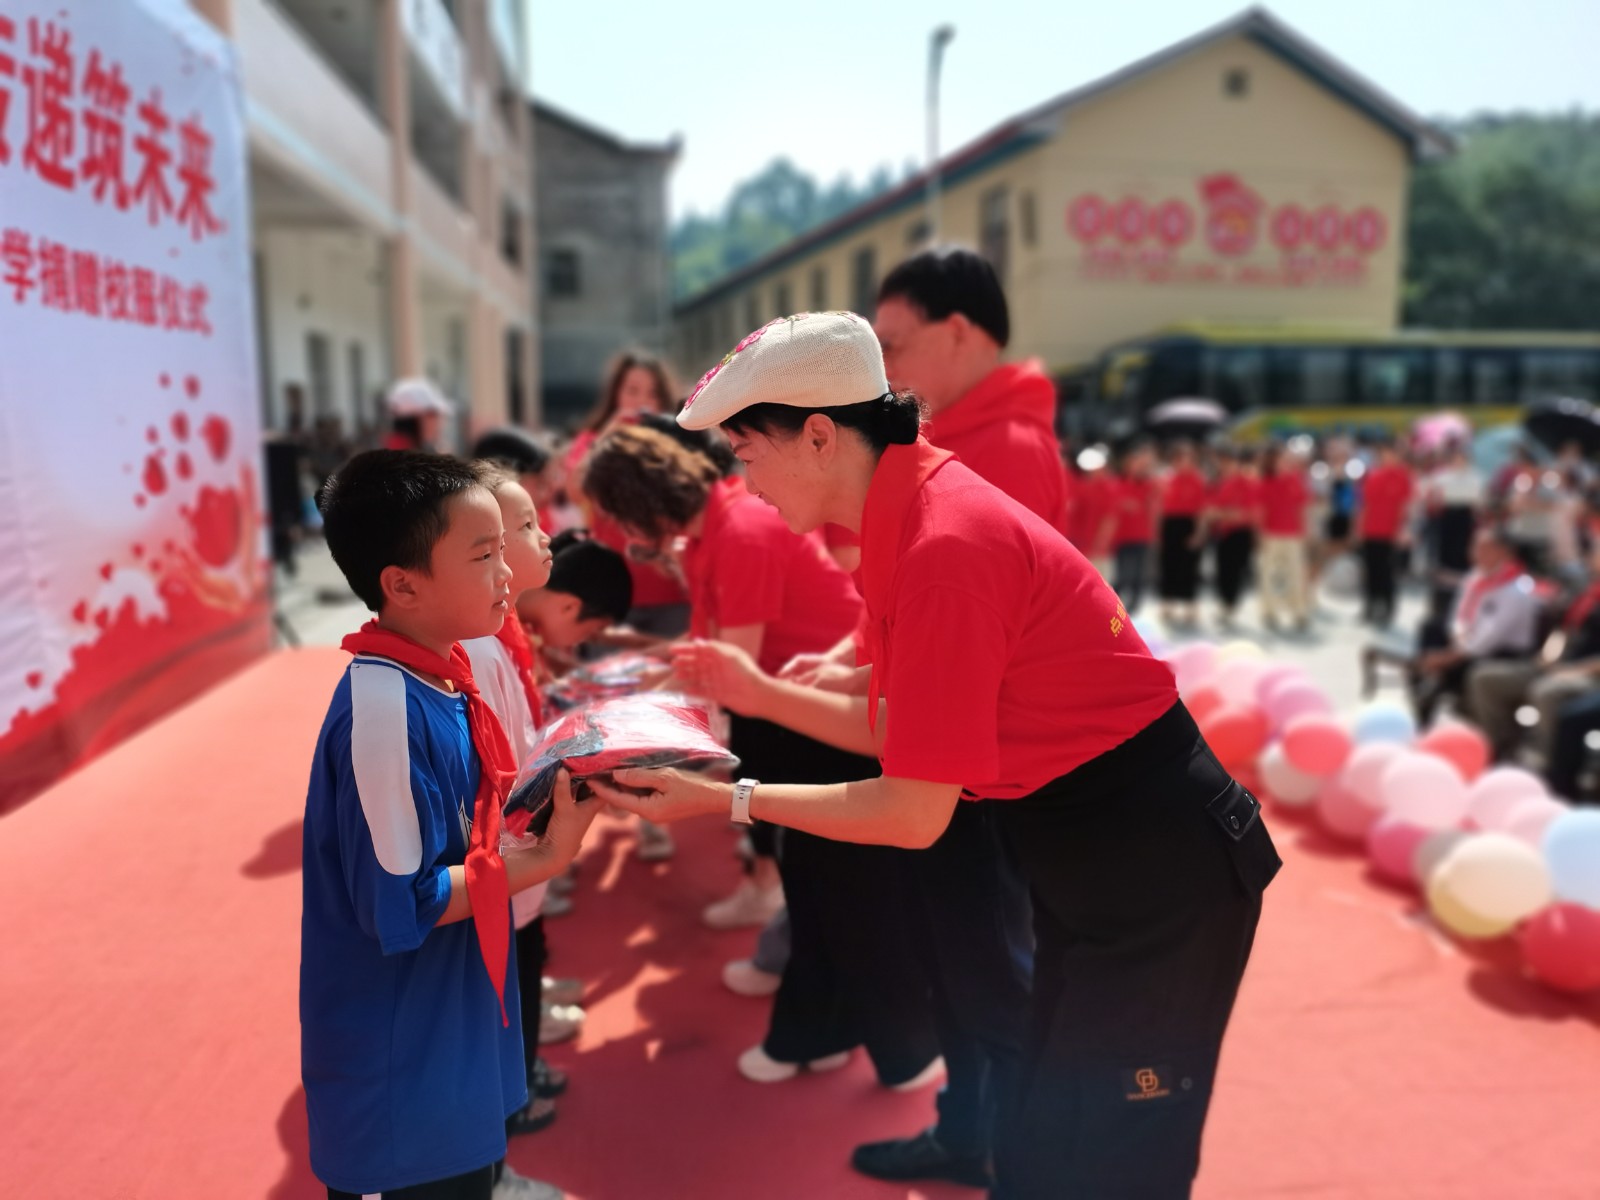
[[1382, 752, 1470, 830], [1504, 796, 1569, 847], [1430, 833, 1553, 930], [1216, 639, 1266, 664], [1466, 767, 1548, 831], [1259, 743, 1322, 806]]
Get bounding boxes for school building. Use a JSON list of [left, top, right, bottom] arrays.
[[670, 8, 1453, 399]]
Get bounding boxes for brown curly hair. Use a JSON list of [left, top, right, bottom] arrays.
[[581, 424, 720, 540]]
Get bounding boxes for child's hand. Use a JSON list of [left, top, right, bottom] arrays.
[[505, 770, 598, 888]]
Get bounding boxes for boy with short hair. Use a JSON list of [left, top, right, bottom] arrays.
[[303, 449, 597, 1200]]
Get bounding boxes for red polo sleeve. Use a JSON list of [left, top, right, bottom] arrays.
[[880, 584, 1006, 786]]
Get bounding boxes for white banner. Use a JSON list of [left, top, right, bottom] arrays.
[[0, 0, 268, 809]]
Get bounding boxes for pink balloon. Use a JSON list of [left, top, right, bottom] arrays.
[[1317, 779, 1383, 841], [1340, 742, 1407, 806], [1367, 817, 1430, 887], [1214, 659, 1271, 708], [1200, 704, 1271, 770], [1282, 714, 1352, 778], [1417, 720, 1490, 783], [1169, 643, 1218, 695], [1505, 796, 1568, 846], [1265, 682, 1334, 730], [1255, 665, 1309, 707], [1466, 767, 1548, 831], [1381, 752, 1470, 830]]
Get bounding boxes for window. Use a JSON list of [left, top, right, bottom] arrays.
[[852, 246, 877, 317], [1204, 347, 1266, 413], [1522, 351, 1600, 404], [743, 292, 760, 333], [347, 341, 368, 428], [500, 196, 523, 268], [1466, 352, 1515, 406], [980, 187, 1010, 283], [306, 332, 332, 418], [773, 280, 792, 318], [1224, 68, 1249, 98], [906, 217, 930, 247], [545, 248, 579, 298], [1019, 191, 1038, 248], [1357, 349, 1430, 405], [809, 265, 828, 311]]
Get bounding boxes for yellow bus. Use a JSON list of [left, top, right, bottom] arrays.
[[1063, 324, 1600, 443]]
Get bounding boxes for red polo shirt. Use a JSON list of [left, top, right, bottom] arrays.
[[1068, 473, 1115, 556], [924, 360, 1070, 535], [683, 478, 862, 675], [859, 442, 1179, 799], [1360, 463, 1415, 541], [1259, 472, 1310, 537], [1111, 475, 1157, 546], [1208, 474, 1260, 534], [1161, 467, 1208, 517]]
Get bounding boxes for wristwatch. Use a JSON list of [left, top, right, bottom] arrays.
[[731, 778, 759, 826]]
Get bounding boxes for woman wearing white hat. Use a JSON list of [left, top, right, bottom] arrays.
[[591, 312, 1281, 1199], [382, 377, 455, 453]]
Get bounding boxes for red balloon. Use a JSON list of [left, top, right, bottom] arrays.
[[1519, 903, 1600, 994], [1417, 721, 1490, 783], [1186, 685, 1226, 725], [1201, 704, 1270, 769], [1282, 714, 1353, 778]]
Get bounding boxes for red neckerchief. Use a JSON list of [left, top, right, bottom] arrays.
[[341, 621, 516, 1025], [495, 616, 545, 730], [858, 438, 956, 732], [1565, 580, 1600, 632], [1459, 563, 1522, 627], [683, 477, 745, 640]]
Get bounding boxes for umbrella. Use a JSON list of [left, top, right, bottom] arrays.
[[1523, 396, 1600, 455], [1413, 412, 1472, 453], [1145, 398, 1227, 442]]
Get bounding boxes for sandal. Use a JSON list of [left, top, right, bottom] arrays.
[[531, 1057, 568, 1099], [505, 1095, 557, 1137]]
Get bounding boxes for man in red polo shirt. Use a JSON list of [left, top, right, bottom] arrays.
[[1258, 444, 1313, 633], [1359, 439, 1416, 628], [873, 248, 1069, 534]]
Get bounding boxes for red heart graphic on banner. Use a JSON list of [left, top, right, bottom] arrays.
[[25, 672, 43, 689]]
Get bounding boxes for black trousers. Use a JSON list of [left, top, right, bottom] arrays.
[[1362, 538, 1399, 625], [735, 716, 939, 1084], [513, 916, 548, 1078], [1547, 688, 1600, 800], [991, 703, 1280, 1200], [1158, 517, 1201, 602], [330, 1163, 495, 1200], [1114, 543, 1151, 613], [909, 800, 1034, 1160], [1214, 529, 1253, 610]]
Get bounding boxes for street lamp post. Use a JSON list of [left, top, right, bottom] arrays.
[[926, 24, 955, 245]]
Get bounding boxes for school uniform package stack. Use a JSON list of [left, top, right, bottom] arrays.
[[502, 693, 739, 847], [543, 652, 667, 712]]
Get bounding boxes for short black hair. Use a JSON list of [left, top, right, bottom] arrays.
[[471, 427, 552, 477], [878, 247, 1010, 347], [317, 449, 483, 612], [545, 530, 633, 623]]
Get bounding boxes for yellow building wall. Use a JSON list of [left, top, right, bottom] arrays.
[[673, 32, 1410, 384], [1032, 33, 1409, 372]]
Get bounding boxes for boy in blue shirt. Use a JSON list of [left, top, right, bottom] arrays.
[[303, 450, 597, 1200]]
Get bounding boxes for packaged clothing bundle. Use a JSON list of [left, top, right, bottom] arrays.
[[543, 651, 667, 712], [502, 693, 739, 848]]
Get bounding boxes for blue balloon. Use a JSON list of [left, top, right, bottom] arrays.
[[1353, 702, 1416, 746], [1543, 810, 1600, 909]]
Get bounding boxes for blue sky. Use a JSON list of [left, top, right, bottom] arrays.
[[527, 0, 1599, 220]]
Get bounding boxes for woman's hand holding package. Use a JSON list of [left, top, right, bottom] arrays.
[[587, 766, 728, 826]]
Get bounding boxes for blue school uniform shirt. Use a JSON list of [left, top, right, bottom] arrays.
[[300, 655, 526, 1195]]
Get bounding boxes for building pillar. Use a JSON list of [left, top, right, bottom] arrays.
[[381, 0, 421, 379], [515, 75, 542, 428]]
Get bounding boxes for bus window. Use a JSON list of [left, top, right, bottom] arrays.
[[1356, 349, 1431, 406], [1466, 351, 1516, 407], [1204, 347, 1266, 413], [1522, 351, 1600, 404], [1436, 350, 1464, 405], [1300, 348, 1349, 407], [1145, 343, 1202, 402]]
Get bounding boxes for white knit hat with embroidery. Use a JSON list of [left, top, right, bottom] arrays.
[[676, 311, 889, 431]]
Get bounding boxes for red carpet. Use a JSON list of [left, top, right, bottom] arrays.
[[2, 647, 1597, 1198]]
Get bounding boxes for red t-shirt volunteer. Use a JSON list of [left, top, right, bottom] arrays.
[[1068, 473, 1115, 557], [1208, 475, 1259, 535], [1258, 472, 1310, 537], [1111, 475, 1157, 547], [1161, 467, 1208, 518], [566, 428, 686, 609], [858, 442, 1178, 800], [1360, 463, 1415, 541], [683, 477, 863, 675], [923, 360, 1069, 535]]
